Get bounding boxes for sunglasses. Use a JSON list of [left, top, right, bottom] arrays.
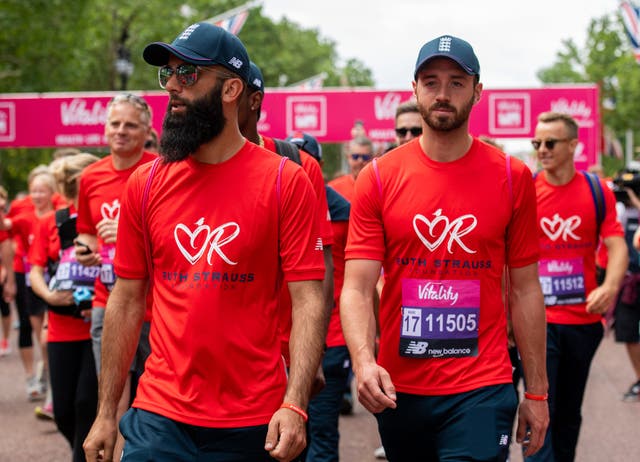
[[531, 138, 571, 150], [350, 154, 373, 162], [395, 127, 422, 137], [158, 64, 232, 89]]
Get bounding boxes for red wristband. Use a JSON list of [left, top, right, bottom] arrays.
[[524, 391, 548, 401], [280, 402, 308, 422]]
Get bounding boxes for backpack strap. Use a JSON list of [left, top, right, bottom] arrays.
[[274, 139, 302, 165], [141, 158, 161, 283], [581, 171, 605, 239], [55, 207, 76, 250]]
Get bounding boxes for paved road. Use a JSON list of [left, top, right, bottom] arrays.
[[1, 329, 638, 461]]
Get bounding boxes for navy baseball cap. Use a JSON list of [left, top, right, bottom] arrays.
[[286, 131, 322, 162], [143, 22, 250, 82], [414, 35, 480, 79], [248, 62, 264, 93]]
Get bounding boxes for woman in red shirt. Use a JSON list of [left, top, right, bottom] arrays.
[[29, 153, 99, 462]]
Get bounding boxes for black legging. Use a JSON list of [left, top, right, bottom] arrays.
[[14, 272, 32, 348], [48, 339, 98, 462]]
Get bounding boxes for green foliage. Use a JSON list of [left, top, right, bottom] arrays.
[[536, 12, 640, 161], [0, 0, 373, 197]]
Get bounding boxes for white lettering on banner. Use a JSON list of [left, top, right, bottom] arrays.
[[550, 98, 592, 119], [60, 99, 107, 126], [418, 282, 460, 305], [374, 93, 402, 120]]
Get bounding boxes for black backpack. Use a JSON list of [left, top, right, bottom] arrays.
[[273, 138, 302, 165]]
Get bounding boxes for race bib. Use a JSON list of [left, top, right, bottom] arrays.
[[53, 247, 100, 291], [99, 243, 116, 290], [539, 258, 586, 306], [399, 279, 479, 359]]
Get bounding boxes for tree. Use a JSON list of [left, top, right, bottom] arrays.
[[536, 11, 640, 172], [0, 0, 374, 196]]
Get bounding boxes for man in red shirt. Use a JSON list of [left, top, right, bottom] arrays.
[[83, 23, 326, 462], [340, 35, 549, 460], [328, 136, 374, 203], [528, 112, 627, 462]]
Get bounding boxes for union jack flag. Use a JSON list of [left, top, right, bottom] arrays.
[[620, 1, 640, 63], [205, 1, 257, 36]]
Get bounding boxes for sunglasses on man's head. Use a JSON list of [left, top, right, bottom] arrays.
[[531, 138, 571, 150], [395, 127, 422, 137], [350, 153, 373, 162]]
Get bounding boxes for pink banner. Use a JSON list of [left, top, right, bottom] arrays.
[[0, 85, 599, 170]]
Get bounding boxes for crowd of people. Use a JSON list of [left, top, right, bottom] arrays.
[[0, 24, 639, 462]]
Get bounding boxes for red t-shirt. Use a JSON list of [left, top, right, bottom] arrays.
[[29, 207, 91, 342], [346, 138, 539, 396], [260, 136, 333, 362], [326, 219, 348, 348], [115, 141, 324, 427], [535, 172, 623, 325], [76, 152, 157, 309], [328, 174, 356, 202]]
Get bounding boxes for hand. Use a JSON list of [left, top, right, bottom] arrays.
[[515, 398, 549, 457], [74, 239, 102, 267], [264, 407, 307, 461], [83, 415, 118, 462], [355, 361, 397, 414], [586, 284, 617, 315], [2, 277, 16, 303], [309, 365, 326, 399], [46, 290, 74, 307], [96, 218, 118, 245]]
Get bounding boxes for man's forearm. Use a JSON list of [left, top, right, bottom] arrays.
[[97, 279, 146, 418], [340, 286, 378, 369], [286, 280, 326, 409]]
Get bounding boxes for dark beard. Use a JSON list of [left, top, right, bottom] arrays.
[[159, 81, 226, 162], [421, 94, 475, 132]]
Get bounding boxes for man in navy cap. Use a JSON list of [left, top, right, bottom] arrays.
[[340, 35, 549, 461], [83, 23, 327, 462]]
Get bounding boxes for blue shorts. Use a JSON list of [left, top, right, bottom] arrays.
[[120, 408, 277, 462], [376, 384, 517, 462]]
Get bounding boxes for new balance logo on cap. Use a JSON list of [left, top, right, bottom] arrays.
[[252, 77, 262, 89], [438, 36, 452, 52], [229, 57, 243, 69]]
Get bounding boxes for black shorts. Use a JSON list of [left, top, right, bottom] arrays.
[[615, 302, 640, 343], [26, 286, 47, 317]]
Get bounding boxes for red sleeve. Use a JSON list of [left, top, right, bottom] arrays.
[[28, 213, 57, 267], [113, 166, 147, 280], [76, 173, 96, 235], [345, 163, 385, 261], [505, 158, 540, 268], [300, 153, 333, 247], [279, 160, 325, 282]]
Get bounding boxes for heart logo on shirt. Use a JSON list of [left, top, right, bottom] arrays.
[[174, 218, 241, 266], [413, 212, 449, 251], [174, 218, 211, 265], [540, 214, 581, 242], [100, 200, 120, 220], [413, 209, 477, 254]]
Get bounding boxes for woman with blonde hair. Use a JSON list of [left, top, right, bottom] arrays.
[[29, 153, 100, 462]]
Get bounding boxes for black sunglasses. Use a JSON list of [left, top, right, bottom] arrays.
[[350, 153, 373, 161], [531, 138, 571, 150], [158, 64, 232, 89], [395, 127, 422, 137]]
